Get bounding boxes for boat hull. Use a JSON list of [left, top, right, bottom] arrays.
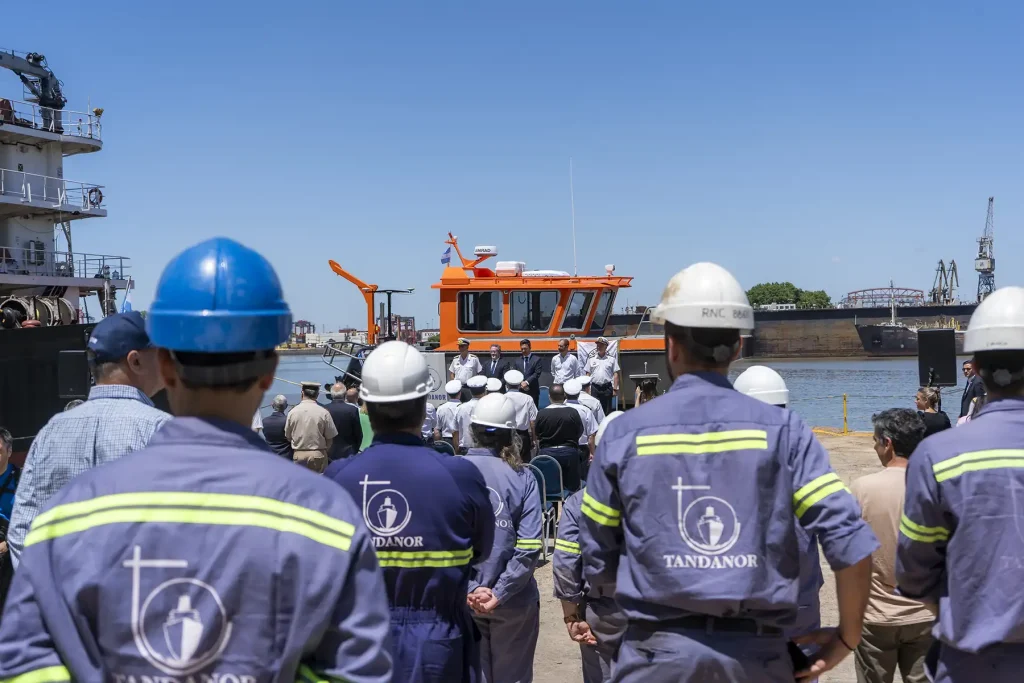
[[855, 324, 965, 356]]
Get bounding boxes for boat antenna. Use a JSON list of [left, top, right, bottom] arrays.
[[569, 157, 578, 277]]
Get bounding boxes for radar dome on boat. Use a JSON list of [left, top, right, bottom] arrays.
[[473, 246, 499, 257]]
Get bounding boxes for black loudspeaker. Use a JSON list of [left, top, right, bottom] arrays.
[[917, 329, 958, 387], [57, 350, 91, 399]]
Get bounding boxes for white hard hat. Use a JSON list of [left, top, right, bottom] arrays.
[[359, 341, 434, 403], [466, 375, 488, 390], [965, 286, 1024, 353], [486, 377, 502, 392], [733, 365, 789, 406], [564, 378, 583, 396], [595, 411, 625, 447], [471, 393, 517, 430], [445, 379, 463, 395], [649, 262, 753, 330], [503, 369, 524, 386]]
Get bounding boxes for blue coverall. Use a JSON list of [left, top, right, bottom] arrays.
[[0, 417, 393, 683], [581, 372, 879, 683], [897, 398, 1024, 682], [552, 488, 627, 683], [326, 432, 495, 683], [463, 447, 544, 683]]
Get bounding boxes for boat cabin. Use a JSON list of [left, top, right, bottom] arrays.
[[432, 234, 633, 352]]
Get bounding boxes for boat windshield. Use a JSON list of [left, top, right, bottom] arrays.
[[591, 290, 616, 331], [561, 290, 595, 331]]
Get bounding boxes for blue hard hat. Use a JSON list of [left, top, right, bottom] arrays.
[[147, 237, 292, 352]]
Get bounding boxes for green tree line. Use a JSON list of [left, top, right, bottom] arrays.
[[746, 282, 833, 310]]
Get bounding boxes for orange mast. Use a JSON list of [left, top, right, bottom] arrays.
[[328, 260, 379, 346]]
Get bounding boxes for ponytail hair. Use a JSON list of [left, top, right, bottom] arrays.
[[472, 425, 524, 472]]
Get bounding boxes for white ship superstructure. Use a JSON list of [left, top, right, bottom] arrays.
[[0, 48, 126, 326]]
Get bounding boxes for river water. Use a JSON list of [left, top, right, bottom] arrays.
[[267, 355, 964, 433]]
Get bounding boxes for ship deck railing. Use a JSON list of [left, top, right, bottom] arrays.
[[0, 97, 102, 141], [0, 168, 104, 210], [0, 246, 128, 280]]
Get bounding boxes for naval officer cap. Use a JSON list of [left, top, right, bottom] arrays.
[[503, 369, 524, 386], [564, 378, 583, 396], [486, 377, 502, 392], [466, 375, 488, 390], [445, 379, 463, 394], [596, 336, 609, 345], [457, 337, 470, 346], [300, 381, 320, 389]]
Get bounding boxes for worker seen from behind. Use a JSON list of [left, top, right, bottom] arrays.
[[502, 369, 539, 462], [734, 365, 825, 679], [285, 380, 338, 472], [581, 262, 878, 683], [553, 410, 627, 683], [585, 337, 619, 414], [463, 393, 543, 683], [7, 310, 170, 568], [452, 375, 488, 454], [263, 394, 294, 459], [897, 286, 1024, 683], [0, 237, 392, 682], [326, 340, 495, 683], [577, 376, 606, 425], [436, 380, 463, 447]]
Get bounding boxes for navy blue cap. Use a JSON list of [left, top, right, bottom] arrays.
[[88, 311, 154, 363]]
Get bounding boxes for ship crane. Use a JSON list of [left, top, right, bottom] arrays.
[[975, 196, 995, 302], [0, 48, 66, 111]]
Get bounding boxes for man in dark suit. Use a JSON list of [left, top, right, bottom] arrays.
[[262, 395, 293, 460], [516, 338, 543, 407], [325, 382, 364, 460], [960, 359, 986, 418], [483, 344, 511, 392]]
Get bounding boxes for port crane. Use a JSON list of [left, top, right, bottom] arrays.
[[975, 196, 995, 302], [929, 260, 959, 305]]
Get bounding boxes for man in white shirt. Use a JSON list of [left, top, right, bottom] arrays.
[[585, 337, 620, 414], [434, 380, 462, 448], [550, 338, 581, 384], [563, 379, 598, 457], [448, 337, 482, 401], [452, 375, 487, 454], [576, 376, 606, 425], [503, 369, 539, 460]]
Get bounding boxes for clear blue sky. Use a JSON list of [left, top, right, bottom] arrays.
[[8, 1, 1023, 329]]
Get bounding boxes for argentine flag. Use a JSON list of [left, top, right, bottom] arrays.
[[121, 278, 133, 313], [441, 246, 452, 265]]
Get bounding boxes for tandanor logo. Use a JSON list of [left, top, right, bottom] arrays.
[[360, 474, 423, 548]]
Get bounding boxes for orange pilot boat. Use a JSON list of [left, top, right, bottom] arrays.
[[327, 233, 677, 408]]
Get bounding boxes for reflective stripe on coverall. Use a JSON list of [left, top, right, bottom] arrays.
[[326, 432, 495, 683], [897, 399, 1024, 683], [0, 417, 392, 683], [552, 489, 626, 683], [463, 447, 543, 683], [581, 372, 879, 683]]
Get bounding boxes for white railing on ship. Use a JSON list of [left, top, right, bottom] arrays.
[[0, 245, 128, 279], [0, 98, 102, 141], [0, 168, 104, 210]]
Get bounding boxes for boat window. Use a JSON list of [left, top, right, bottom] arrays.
[[510, 290, 559, 333], [457, 291, 503, 332], [561, 290, 595, 331], [590, 289, 616, 332]]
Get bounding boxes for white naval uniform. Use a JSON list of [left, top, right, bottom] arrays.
[[505, 389, 539, 431], [435, 400, 461, 438], [577, 392, 606, 425], [449, 354, 483, 383], [585, 355, 619, 385], [421, 401, 437, 440], [455, 398, 481, 449]]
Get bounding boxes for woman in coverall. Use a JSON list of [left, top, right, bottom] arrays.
[[326, 340, 495, 683], [463, 393, 544, 683], [553, 411, 628, 683], [0, 238, 393, 683]]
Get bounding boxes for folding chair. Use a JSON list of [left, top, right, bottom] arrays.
[[530, 454, 571, 505], [526, 463, 557, 561]]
